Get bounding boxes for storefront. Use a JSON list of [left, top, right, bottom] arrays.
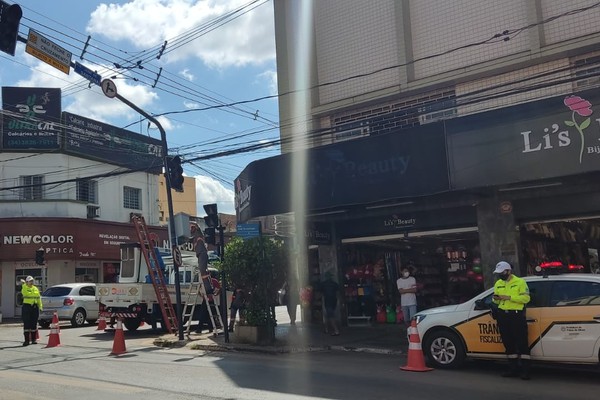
[[0, 218, 168, 318], [235, 88, 600, 327]]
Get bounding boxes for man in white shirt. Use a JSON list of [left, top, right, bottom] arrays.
[[396, 267, 417, 324]]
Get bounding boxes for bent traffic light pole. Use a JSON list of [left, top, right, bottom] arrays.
[[108, 92, 185, 340]]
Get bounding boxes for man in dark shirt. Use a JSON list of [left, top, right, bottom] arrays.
[[320, 271, 340, 336]]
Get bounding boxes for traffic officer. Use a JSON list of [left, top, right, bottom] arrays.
[[21, 276, 43, 346], [492, 261, 531, 380]]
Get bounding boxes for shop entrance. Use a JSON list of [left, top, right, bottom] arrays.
[[521, 216, 600, 275], [14, 268, 42, 317], [341, 227, 482, 323]]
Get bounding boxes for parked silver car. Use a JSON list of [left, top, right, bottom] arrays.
[[38, 283, 99, 328]]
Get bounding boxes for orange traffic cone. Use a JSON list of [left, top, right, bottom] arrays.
[[45, 318, 61, 348], [51, 311, 60, 333], [97, 315, 107, 331], [400, 320, 433, 372], [110, 318, 127, 356]]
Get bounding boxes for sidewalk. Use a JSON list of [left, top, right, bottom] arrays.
[[158, 322, 409, 356]]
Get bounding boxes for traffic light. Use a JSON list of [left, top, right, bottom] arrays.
[[203, 203, 218, 228], [166, 155, 184, 192], [204, 227, 216, 245], [0, 2, 22, 56], [35, 249, 45, 265]]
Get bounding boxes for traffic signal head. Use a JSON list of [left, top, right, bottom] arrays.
[[166, 155, 184, 192], [204, 227, 216, 245], [35, 249, 45, 265], [203, 203, 218, 228], [0, 2, 22, 56]]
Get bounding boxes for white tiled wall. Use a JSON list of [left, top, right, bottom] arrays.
[[456, 58, 572, 116], [314, 0, 401, 105], [410, 0, 529, 80], [542, 0, 600, 45]]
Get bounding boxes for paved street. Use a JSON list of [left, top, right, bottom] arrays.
[[0, 321, 598, 400]]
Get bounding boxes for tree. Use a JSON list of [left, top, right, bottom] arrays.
[[221, 236, 288, 326]]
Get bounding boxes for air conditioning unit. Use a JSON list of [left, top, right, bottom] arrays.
[[87, 205, 100, 219]]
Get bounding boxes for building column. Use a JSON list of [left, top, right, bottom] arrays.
[[477, 195, 523, 288]]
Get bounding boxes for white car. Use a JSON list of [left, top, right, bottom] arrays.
[[38, 283, 99, 328], [414, 273, 600, 368]]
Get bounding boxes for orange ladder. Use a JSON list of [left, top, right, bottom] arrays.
[[130, 214, 178, 334]]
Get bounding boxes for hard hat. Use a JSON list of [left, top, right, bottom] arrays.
[[25, 276, 34, 282]]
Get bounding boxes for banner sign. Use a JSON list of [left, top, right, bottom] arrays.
[[447, 88, 600, 189], [63, 112, 163, 172], [1, 87, 61, 150], [236, 124, 449, 221]]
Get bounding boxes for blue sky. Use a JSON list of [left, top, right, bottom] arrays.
[[0, 0, 280, 216]]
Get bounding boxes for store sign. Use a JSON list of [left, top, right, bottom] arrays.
[[306, 223, 332, 245], [1, 87, 62, 150], [384, 216, 416, 229], [447, 88, 600, 189], [235, 124, 449, 222], [0, 219, 168, 261], [63, 112, 163, 172]]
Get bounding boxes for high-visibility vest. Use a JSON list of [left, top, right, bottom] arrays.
[[493, 275, 530, 311], [21, 285, 43, 310]]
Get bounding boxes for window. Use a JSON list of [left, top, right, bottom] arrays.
[[550, 281, 600, 306], [123, 186, 141, 210], [20, 175, 43, 200], [120, 246, 136, 278], [77, 179, 98, 203], [78, 286, 96, 296]]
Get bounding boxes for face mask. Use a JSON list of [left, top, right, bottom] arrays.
[[403, 272, 410, 278], [499, 272, 510, 281]]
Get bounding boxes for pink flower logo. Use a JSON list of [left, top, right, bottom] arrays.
[[564, 95, 593, 163]]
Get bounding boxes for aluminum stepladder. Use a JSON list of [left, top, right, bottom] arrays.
[[182, 271, 224, 337], [130, 214, 178, 334]]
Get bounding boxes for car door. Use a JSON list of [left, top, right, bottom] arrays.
[[79, 285, 99, 319], [540, 280, 600, 359], [459, 280, 544, 356]]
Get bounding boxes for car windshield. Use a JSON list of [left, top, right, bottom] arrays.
[[42, 287, 72, 297]]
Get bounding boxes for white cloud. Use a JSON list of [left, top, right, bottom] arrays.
[[183, 100, 200, 109], [257, 69, 278, 96], [180, 68, 195, 81], [195, 174, 235, 215], [86, 0, 275, 68]]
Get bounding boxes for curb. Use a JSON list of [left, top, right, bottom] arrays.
[[154, 336, 404, 356]]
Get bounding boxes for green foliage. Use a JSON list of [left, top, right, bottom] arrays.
[[221, 236, 288, 326]]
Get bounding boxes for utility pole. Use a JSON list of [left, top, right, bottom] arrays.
[[100, 79, 185, 341]]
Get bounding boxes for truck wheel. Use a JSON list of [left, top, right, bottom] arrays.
[[124, 318, 141, 332], [423, 330, 466, 369], [71, 309, 87, 327]]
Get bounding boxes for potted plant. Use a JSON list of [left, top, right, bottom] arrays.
[[221, 236, 287, 344]]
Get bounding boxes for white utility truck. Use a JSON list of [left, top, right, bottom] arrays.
[[96, 243, 216, 332]]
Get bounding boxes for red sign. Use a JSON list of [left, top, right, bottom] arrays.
[[0, 218, 168, 261]]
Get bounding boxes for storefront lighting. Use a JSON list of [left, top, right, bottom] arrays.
[[307, 210, 346, 217], [498, 182, 562, 192], [365, 201, 414, 210]]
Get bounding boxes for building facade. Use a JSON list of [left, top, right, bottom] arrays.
[[0, 87, 169, 318], [235, 1, 600, 325]]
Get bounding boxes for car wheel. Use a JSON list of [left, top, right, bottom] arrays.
[[39, 320, 51, 329], [423, 330, 466, 369], [71, 308, 87, 327], [124, 318, 141, 332]]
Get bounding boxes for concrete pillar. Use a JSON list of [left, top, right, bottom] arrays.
[[477, 195, 522, 288]]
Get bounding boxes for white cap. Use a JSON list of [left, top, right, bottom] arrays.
[[493, 261, 512, 274], [25, 276, 34, 282]]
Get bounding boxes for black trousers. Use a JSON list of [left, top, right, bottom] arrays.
[[496, 310, 529, 357], [22, 303, 39, 342]]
